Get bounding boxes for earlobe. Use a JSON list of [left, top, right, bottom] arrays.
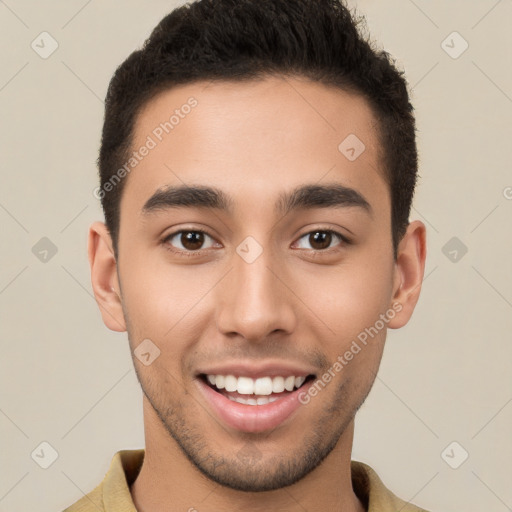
[[387, 220, 427, 329], [88, 221, 127, 332]]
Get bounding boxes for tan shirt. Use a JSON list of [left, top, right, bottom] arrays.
[[63, 449, 430, 511]]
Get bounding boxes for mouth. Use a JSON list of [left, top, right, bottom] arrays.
[[200, 373, 316, 404], [195, 372, 316, 433]]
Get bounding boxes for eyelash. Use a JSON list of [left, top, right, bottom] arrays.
[[161, 228, 351, 257]]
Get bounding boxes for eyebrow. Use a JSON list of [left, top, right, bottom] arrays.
[[276, 183, 372, 217], [142, 184, 233, 214], [141, 183, 372, 217]]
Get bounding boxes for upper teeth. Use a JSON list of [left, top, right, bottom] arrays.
[[206, 375, 307, 395]]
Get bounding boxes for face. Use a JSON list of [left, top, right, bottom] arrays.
[[90, 75, 425, 492]]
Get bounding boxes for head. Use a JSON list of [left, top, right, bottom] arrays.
[[89, 0, 426, 494], [96, 0, 418, 261]]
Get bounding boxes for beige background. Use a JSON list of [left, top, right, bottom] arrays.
[[1, 1, 511, 511]]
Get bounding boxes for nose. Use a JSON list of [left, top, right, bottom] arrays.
[[215, 244, 297, 342]]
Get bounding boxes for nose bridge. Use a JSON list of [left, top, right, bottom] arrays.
[[215, 240, 296, 341]]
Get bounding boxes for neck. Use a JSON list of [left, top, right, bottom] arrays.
[[130, 395, 365, 512]]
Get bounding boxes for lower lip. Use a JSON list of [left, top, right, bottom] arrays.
[[196, 377, 313, 433]]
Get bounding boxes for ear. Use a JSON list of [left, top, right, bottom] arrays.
[[88, 221, 126, 332], [387, 220, 427, 329]]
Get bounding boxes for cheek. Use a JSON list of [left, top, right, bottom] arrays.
[[118, 257, 172, 340], [299, 259, 393, 336], [119, 258, 216, 345], [293, 259, 393, 377]]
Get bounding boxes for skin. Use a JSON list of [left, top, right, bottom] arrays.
[[88, 75, 426, 512]]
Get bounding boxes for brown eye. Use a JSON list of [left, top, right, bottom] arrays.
[[164, 230, 216, 252], [294, 230, 346, 251], [309, 231, 332, 250], [180, 231, 204, 250]]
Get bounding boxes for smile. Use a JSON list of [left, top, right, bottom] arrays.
[[196, 372, 316, 433]]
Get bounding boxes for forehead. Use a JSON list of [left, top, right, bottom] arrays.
[[122, 75, 388, 216]]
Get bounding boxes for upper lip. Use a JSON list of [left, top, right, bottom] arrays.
[[196, 361, 317, 379]]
